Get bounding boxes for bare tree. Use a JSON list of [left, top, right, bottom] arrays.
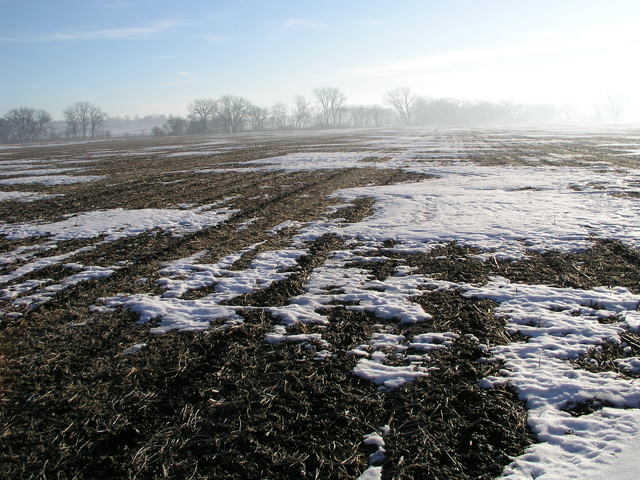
[[88, 104, 106, 137], [292, 95, 312, 129], [217, 95, 251, 133], [369, 105, 388, 127], [151, 126, 166, 137], [385, 87, 418, 127], [165, 115, 188, 136], [348, 105, 370, 128], [4, 108, 51, 142], [247, 105, 268, 131], [270, 102, 289, 129], [75, 101, 92, 137], [34, 110, 51, 140], [64, 102, 105, 138], [188, 98, 217, 132], [63, 106, 80, 137], [313, 87, 346, 127], [0, 118, 10, 143], [605, 94, 626, 123]]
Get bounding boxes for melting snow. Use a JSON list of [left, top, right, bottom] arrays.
[[4, 129, 640, 477], [0, 191, 63, 202], [0, 205, 235, 241], [0, 175, 104, 185]]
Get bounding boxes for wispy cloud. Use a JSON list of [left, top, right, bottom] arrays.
[[342, 24, 640, 105], [162, 71, 200, 87], [346, 24, 640, 78], [283, 18, 327, 31], [0, 19, 185, 43]]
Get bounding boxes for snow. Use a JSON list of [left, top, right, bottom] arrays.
[[268, 220, 303, 234], [104, 244, 306, 334], [122, 343, 147, 355], [0, 175, 104, 185], [11, 265, 118, 308], [584, 425, 640, 479], [0, 205, 236, 241], [0, 204, 235, 311], [299, 165, 640, 260], [0, 191, 63, 202], [165, 150, 222, 157], [352, 356, 430, 391], [216, 152, 379, 172], [0, 139, 105, 149], [437, 277, 640, 479], [0, 246, 95, 286], [0, 167, 86, 176], [357, 466, 382, 480]]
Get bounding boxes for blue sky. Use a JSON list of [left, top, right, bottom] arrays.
[[1, 0, 639, 117]]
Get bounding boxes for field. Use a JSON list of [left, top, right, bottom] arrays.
[[1, 127, 640, 479]]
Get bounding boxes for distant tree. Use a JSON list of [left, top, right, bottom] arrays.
[[165, 115, 187, 136], [63, 106, 80, 137], [415, 98, 461, 125], [348, 105, 369, 128], [217, 95, 251, 133], [292, 95, 312, 129], [4, 107, 51, 142], [151, 126, 166, 137], [187, 119, 207, 134], [494, 101, 522, 124], [66, 101, 93, 137], [88, 104, 106, 137], [64, 102, 105, 138], [34, 110, 51, 140], [313, 87, 346, 127], [605, 94, 626, 123], [270, 102, 289, 129], [247, 105, 268, 130], [0, 118, 10, 143], [369, 105, 387, 127], [385, 87, 418, 127], [188, 98, 217, 132]]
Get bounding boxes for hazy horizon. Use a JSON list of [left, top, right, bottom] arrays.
[[2, 0, 640, 120]]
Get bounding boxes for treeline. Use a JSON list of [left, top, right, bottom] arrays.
[[152, 87, 561, 137], [152, 88, 392, 137], [0, 86, 566, 144], [0, 102, 107, 144], [0, 108, 52, 143]]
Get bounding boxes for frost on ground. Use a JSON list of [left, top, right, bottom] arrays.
[[2, 128, 640, 479]]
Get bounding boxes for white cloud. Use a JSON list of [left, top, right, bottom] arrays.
[[0, 19, 185, 42]]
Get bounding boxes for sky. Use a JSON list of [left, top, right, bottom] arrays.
[[1, 0, 639, 118]]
